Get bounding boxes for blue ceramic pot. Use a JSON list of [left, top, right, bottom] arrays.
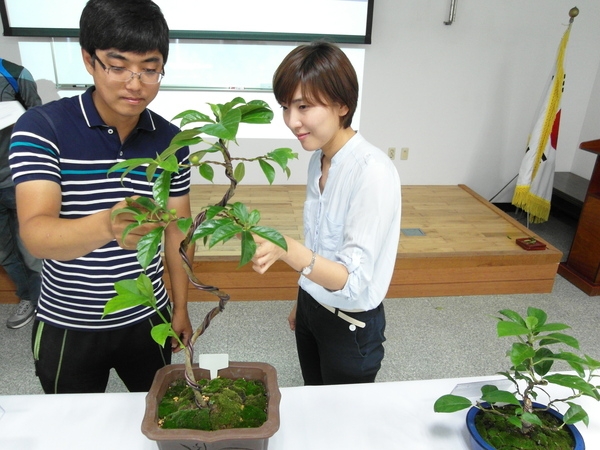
[[466, 402, 585, 450]]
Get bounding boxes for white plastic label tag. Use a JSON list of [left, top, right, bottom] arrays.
[[198, 353, 229, 379]]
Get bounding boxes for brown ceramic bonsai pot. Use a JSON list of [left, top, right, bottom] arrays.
[[141, 361, 281, 450]]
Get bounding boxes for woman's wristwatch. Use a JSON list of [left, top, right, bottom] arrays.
[[299, 250, 317, 276]]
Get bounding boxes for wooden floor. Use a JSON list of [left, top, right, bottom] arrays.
[[0, 185, 563, 303]]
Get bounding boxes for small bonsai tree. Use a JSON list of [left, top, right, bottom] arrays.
[[434, 307, 600, 438], [102, 97, 297, 408]]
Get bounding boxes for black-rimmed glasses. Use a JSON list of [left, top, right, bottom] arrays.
[[92, 54, 164, 84]]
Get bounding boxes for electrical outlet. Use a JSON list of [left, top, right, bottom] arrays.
[[401, 147, 409, 160], [388, 147, 396, 159]]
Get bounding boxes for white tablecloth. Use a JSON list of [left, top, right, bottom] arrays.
[[2, 375, 599, 449]]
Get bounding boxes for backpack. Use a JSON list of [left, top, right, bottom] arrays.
[[0, 58, 27, 109]]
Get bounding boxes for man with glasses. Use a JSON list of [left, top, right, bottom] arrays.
[[8, 0, 193, 394]]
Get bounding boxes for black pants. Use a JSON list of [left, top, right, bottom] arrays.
[[32, 310, 171, 394], [295, 289, 386, 385]]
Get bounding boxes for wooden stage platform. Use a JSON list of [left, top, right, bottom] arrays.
[[0, 185, 563, 303]]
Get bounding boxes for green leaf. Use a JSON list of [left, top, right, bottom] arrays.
[[234, 162, 246, 183], [129, 196, 159, 212], [239, 100, 274, 124], [480, 384, 499, 396], [563, 402, 589, 426], [239, 230, 257, 267], [267, 147, 298, 171], [209, 222, 243, 248], [498, 309, 526, 326], [509, 342, 535, 367], [111, 205, 142, 221], [145, 162, 159, 182], [536, 322, 571, 333], [497, 320, 529, 337], [259, 159, 275, 185], [521, 412, 543, 427], [153, 171, 171, 210], [525, 315, 539, 331], [177, 217, 193, 235], [136, 227, 164, 270], [210, 97, 245, 122], [538, 333, 580, 350], [158, 136, 195, 162], [251, 225, 287, 251], [247, 209, 260, 227], [201, 142, 223, 153], [136, 273, 156, 304], [532, 347, 554, 376], [199, 163, 214, 182], [103, 278, 152, 316], [231, 202, 249, 224], [549, 351, 588, 368], [209, 102, 222, 120], [150, 323, 176, 347], [544, 374, 600, 398], [103, 292, 151, 316], [165, 138, 201, 154], [114, 278, 140, 295], [170, 127, 204, 143], [108, 158, 154, 182], [204, 205, 226, 221], [507, 415, 522, 428], [433, 395, 472, 413], [585, 354, 600, 371], [121, 222, 143, 242], [481, 389, 520, 406], [192, 218, 232, 243], [172, 109, 214, 127], [158, 154, 180, 173], [200, 107, 241, 140], [526, 307, 547, 327]]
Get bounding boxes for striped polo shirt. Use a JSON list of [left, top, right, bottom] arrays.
[[9, 87, 190, 331]]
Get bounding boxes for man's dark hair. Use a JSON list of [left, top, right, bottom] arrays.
[[273, 41, 359, 129], [79, 0, 170, 64]]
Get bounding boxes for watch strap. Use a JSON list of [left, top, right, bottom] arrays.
[[299, 250, 317, 275]]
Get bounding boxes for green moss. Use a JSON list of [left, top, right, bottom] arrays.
[[240, 405, 268, 428], [158, 377, 268, 431], [162, 408, 211, 430], [475, 405, 576, 449]]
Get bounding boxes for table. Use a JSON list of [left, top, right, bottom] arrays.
[[2, 375, 600, 449]]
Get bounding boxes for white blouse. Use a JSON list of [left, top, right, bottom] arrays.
[[299, 133, 401, 311]]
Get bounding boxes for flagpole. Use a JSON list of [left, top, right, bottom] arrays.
[[511, 7, 579, 224]]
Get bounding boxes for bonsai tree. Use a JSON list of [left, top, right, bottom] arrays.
[[434, 307, 600, 447], [102, 97, 297, 408]]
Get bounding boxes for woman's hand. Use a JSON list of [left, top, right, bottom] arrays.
[[288, 302, 297, 331], [251, 234, 288, 274]]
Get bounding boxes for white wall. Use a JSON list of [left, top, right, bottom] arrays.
[[360, 0, 600, 202], [2, 0, 599, 201]]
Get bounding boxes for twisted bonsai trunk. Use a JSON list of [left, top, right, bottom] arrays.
[[178, 138, 238, 408]]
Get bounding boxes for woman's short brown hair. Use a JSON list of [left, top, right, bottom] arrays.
[[273, 41, 359, 129]]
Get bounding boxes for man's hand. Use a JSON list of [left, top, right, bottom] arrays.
[[109, 196, 165, 250], [170, 307, 193, 353]]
